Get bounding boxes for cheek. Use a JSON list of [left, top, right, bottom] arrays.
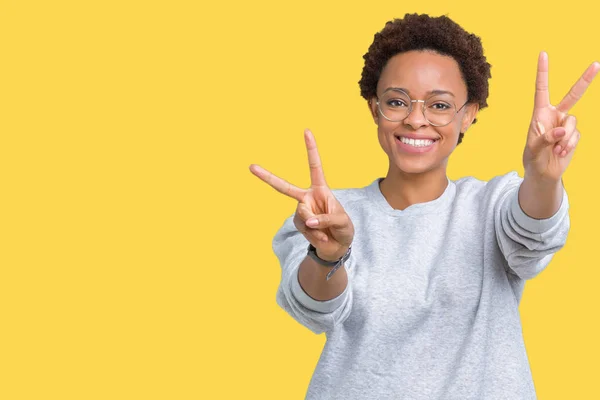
[[439, 123, 461, 144], [377, 126, 394, 152], [377, 131, 387, 153]]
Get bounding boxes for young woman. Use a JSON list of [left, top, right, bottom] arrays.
[[249, 13, 598, 399]]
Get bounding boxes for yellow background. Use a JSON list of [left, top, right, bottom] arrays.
[[1, 0, 599, 398]]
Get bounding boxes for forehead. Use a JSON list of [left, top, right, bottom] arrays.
[[377, 50, 467, 98]]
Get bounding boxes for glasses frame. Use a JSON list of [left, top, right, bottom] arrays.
[[375, 88, 470, 127]]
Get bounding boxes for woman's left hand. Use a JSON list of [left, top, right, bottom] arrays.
[[522, 52, 599, 183]]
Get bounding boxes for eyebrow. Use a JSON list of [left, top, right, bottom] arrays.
[[385, 87, 456, 97]]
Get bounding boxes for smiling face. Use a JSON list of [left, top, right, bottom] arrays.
[[369, 50, 479, 176]]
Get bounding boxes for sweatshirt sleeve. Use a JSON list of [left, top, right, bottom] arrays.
[[493, 173, 570, 280], [272, 213, 354, 335]]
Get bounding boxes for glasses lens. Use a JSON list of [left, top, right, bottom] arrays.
[[424, 96, 457, 126], [378, 89, 411, 122]]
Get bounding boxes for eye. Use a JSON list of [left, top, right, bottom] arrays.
[[386, 99, 408, 108], [428, 102, 452, 111]]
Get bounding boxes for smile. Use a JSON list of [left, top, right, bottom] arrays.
[[394, 135, 438, 153]]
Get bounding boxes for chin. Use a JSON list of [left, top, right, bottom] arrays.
[[391, 155, 444, 176]]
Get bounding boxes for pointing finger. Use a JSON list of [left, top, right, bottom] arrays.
[[557, 61, 600, 113], [304, 129, 327, 188], [249, 164, 305, 202], [534, 51, 550, 109]]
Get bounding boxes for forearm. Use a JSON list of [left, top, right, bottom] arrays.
[[297, 255, 348, 301], [518, 175, 564, 219]]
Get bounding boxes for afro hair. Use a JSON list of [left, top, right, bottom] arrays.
[[359, 13, 492, 144]]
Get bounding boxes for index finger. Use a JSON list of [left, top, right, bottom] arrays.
[[304, 129, 327, 188], [534, 51, 550, 109], [557, 61, 600, 113], [249, 164, 306, 202]]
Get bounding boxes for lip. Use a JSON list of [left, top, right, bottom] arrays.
[[395, 133, 439, 140], [394, 135, 438, 154]]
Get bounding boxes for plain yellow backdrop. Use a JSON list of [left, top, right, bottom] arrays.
[[1, 0, 599, 399]]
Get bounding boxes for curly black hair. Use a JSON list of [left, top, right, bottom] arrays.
[[359, 13, 492, 144]]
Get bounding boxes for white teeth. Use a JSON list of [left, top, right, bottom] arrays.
[[398, 137, 435, 147]]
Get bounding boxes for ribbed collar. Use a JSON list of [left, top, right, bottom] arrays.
[[365, 176, 456, 217]]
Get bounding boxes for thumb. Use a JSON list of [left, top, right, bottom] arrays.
[[530, 126, 566, 154], [306, 212, 349, 229]]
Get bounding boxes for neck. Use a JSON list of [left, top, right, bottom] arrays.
[[379, 167, 449, 211]]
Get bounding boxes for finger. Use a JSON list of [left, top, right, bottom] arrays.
[[293, 207, 329, 242], [557, 61, 600, 113], [295, 203, 315, 224], [249, 164, 305, 202], [534, 51, 550, 109], [304, 129, 327, 188], [304, 228, 329, 244], [535, 120, 546, 137], [560, 129, 580, 157], [306, 212, 349, 230], [553, 115, 577, 155], [530, 126, 566, 155]]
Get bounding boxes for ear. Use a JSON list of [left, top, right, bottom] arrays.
[[460, 103, 479, 134], [368, 97, 379, 125]]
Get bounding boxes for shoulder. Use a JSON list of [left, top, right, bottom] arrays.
[[455, 171, 523, 196], [330, 179, 377, 211], [452, 171, 524, 211]]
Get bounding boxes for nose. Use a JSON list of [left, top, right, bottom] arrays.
[[403, 100, 428, 129]]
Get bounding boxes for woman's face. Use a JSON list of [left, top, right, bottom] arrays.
[[369, 50, 479, 176]]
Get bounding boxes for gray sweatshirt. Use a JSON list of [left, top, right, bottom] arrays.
[[272, 171, 569, 400]]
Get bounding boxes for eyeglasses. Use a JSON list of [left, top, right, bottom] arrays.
[[375, 88, 469, 127]]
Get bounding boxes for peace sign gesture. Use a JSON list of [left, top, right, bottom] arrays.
[[249, 129, 354, 261], [523, 52, 600, 182]]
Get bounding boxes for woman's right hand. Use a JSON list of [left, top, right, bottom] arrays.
[[249, 129, 355, 261]]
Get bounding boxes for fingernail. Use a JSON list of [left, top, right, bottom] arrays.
[[555, 128, 566, 137], [306, 218, 318, 227], [536, 120, 545, 135]]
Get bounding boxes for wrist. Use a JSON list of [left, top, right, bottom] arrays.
[[307, 244, 352, 281], [519, 175, 564, 219], [316, 247, 349, 262], [523, 169, 563, 187]]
